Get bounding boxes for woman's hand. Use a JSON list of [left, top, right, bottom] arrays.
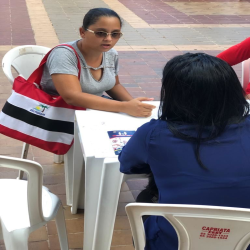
[[121, 97, 156, 117], [51, 74, 156, 117]]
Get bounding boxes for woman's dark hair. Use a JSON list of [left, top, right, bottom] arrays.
[[159, 53, 249, 169], [82, 8, 122, 29]]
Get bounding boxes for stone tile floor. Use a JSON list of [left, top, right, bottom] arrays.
[[0, 0, 249, 248]]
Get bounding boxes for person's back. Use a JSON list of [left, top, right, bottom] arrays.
[[119, 53, 250, 250]]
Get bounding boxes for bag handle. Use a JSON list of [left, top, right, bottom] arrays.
[[27, 44, 81, 85]]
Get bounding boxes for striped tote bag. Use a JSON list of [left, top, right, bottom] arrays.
[[0, 44, 85, 154]]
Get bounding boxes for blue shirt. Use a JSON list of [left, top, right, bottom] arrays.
[[119, 117, 250, 250]]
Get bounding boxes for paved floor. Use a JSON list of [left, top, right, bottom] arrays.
[[0, 0, 249, 249]]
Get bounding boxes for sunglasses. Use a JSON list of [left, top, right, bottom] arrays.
[[86, 29, 123, 39]]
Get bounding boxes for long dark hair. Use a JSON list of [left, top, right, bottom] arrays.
[[82, 8, 122, 29], [159, 53, 249, 169]]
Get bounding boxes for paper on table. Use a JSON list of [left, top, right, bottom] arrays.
[[107, 130, 135, 156], [93, 125, 136, 158]]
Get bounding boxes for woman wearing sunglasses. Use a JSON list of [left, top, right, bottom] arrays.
[[40, 8, 155, 117]]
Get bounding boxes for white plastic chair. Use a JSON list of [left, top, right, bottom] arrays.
[[0, 155, 68, 250], [126, 203, 250, 250], [1, 45, 64, 179], [242, 58, 250, 91]]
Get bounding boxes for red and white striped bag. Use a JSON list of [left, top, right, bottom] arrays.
[[0, 44, 85, 154]]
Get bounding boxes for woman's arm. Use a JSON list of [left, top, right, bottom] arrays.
[[119, 121, 156, 174], [51, 74, 156, 117], [106, 76, 133, 101], [217, 37, 250, 66]]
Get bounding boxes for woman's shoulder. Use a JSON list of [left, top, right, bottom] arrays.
[[50, 41, 79, 56], [45, 41, 81, 71], [137, 119, 167, 134], [47, 41, 80, 64]]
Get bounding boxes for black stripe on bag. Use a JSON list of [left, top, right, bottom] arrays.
[[2, 102, 74, 134]]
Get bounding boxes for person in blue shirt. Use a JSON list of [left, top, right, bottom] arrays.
[[119, 53, 250, 250]]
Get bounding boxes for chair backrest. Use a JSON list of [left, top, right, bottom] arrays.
[[126, 203, 250, 250], [2, 45, 50, 84], [0, 156, 44, 226], [242, 58, 250, 91]]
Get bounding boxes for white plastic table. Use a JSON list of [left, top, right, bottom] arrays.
[[64, 101, 160, 250]]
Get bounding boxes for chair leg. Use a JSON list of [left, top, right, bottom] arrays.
[[55, 205, 69, 250], [0, 220, 3, 240], [18, 143, 30, 179], [18, 170, 25, 180], [1, 223, 29, 250], [21, 143, 29, 159], [64, 145, 74, 206], [54, 154, 64, 164]]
